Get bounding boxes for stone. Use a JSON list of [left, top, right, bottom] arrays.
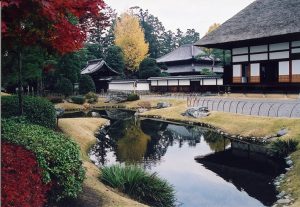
[[91, 112, 100, 117], [277, 198, 291, 204], [277, 128, 288, 137], [182, 107, 210, 118], [55, 108, 65, 117], [137, 108, 148, 113], [156, 102, 172, 109], [286, 160, 293, 166]]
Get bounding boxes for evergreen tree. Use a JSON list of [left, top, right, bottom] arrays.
[[105, 46, 125, 75], [139, 58, 161, 79]]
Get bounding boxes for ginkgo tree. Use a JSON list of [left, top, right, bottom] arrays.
[[114, 12, 149, 72], [2, 0, 107, 114]]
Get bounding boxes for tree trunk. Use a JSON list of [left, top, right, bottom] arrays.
[[18, 51, 24, 115]]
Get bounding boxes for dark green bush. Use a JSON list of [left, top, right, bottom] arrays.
[[127, 93, 140, 101], [2, 118, 85, 202], [1, 95, 56, 128], [47, 96, 64, 104], [56, 77, 73, 97], [71, 95, 86, 104], [101, 165, 175, 207], [79, 75, 96, 94], [269, 139, 299, 157], [85, 92, 98, 104]]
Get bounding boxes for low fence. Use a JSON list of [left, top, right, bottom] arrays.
[[187, 97, 300, 118]]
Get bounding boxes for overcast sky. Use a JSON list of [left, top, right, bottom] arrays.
[[105, 0, 255, 37]]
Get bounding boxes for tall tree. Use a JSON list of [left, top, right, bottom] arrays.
[[179, 29, 200, 46], [2, 0, 106, 114], [105, 46, 125, 76], [114, 12, 149, 72], [139, 58, 161, 79], [130, 7, 166, 58]]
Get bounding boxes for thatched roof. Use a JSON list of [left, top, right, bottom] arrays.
[[157, 44, 210, 63], [81, 59, 119, 75], [195, 0, 300, 49]]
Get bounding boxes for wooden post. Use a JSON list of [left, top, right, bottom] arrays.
[[18, 50, 24, 115]]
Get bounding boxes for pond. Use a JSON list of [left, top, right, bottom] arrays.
[[62, 109, 286, 207]]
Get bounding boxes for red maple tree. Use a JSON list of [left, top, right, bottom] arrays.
[[1, 0, 108, 113]]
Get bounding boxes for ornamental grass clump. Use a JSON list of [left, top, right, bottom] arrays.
[[101, 165, 176, 207], [269, 139, 299, 157]]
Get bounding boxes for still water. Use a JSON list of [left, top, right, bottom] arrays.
[[63, 109, 285, 207]]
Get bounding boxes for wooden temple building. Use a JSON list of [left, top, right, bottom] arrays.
[[157, 44, 223, 75], [81, 59, 119, 92], [195, 0, 300, 93]]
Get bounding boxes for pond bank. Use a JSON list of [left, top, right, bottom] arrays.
[[56, 98, 300, 206], [58, 118, 147, 207]]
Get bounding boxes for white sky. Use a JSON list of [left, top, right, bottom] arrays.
[[105, 0, 255, 37]]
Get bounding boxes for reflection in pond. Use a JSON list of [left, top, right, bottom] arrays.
[[63, 110, 286, 207]]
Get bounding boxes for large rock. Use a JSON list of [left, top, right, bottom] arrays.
[[182, 107, 210, 118], [55, 108, 65, 118], [156, 102, 172, 109], [277, 128, 288, 137], [108, 93, 128, 103]]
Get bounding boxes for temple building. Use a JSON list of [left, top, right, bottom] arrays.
[[195, 0, 300, 93], [81, 59, 119, 92], [157, 44, 223, 75]]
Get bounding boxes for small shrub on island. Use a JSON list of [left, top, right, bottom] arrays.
[[2, 118, 85, 202], [1, 95, 56, 128], [85, 92, 98, 104], [71, 95, 86, 104], [127, 93, 140, 101], [47, 95, 64, 104], [101, 165, 176, 207], [137, 101, 151, 109]]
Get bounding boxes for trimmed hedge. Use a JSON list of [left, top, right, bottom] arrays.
[[71, 95, 86, 104], [2, 142, 50, 207], [85, 92, 98, 104], [127, 93, 140, 101], [2, 118, 85, 202], [1, 95, 56, 128]]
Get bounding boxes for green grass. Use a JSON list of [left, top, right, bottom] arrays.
[[101, 165, 176, 207]]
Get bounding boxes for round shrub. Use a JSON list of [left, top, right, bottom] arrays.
[[2, 142, 50, 207], [71, 95, 86, 104], [85, 92, 98, 103], [79, 75, 96, 94], [56, 77, 73, 97], [2, 118, 85, 202], [1, 95, 56, 128], [101, 165, 175, 207], [127, 93, 140, 101], [47, 96, 64, 104]]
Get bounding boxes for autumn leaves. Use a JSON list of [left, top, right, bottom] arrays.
[[115, 13, 149, 72]]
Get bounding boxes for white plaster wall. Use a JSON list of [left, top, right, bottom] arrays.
[[250, 45, 268, 53], [136, 83, 150, 91], [168, 80, 178, 86], [232, 47, 248, 55], [203, 79, 217, 85], [179, 80, 190, 86], [217, 79, 223, 85], [151, 80, 157, 86], [109, 83, 134, 90], [292, 60, 300, 75], [250, 53, 268, 61], [232, 55, 248, 62], [158, 80, 168, 86], [251, 63, 260, 76], [279, 61, 289, 75], [292, 48, 300, 54], [269, 51, 289, 60], [292, 41, 300, 47], [269, 42, 289, 51], [233, 65, 241, 77]]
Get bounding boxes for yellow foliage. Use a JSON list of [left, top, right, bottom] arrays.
[[114, 12, 149, 71], [205, 23, 221, 36]]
